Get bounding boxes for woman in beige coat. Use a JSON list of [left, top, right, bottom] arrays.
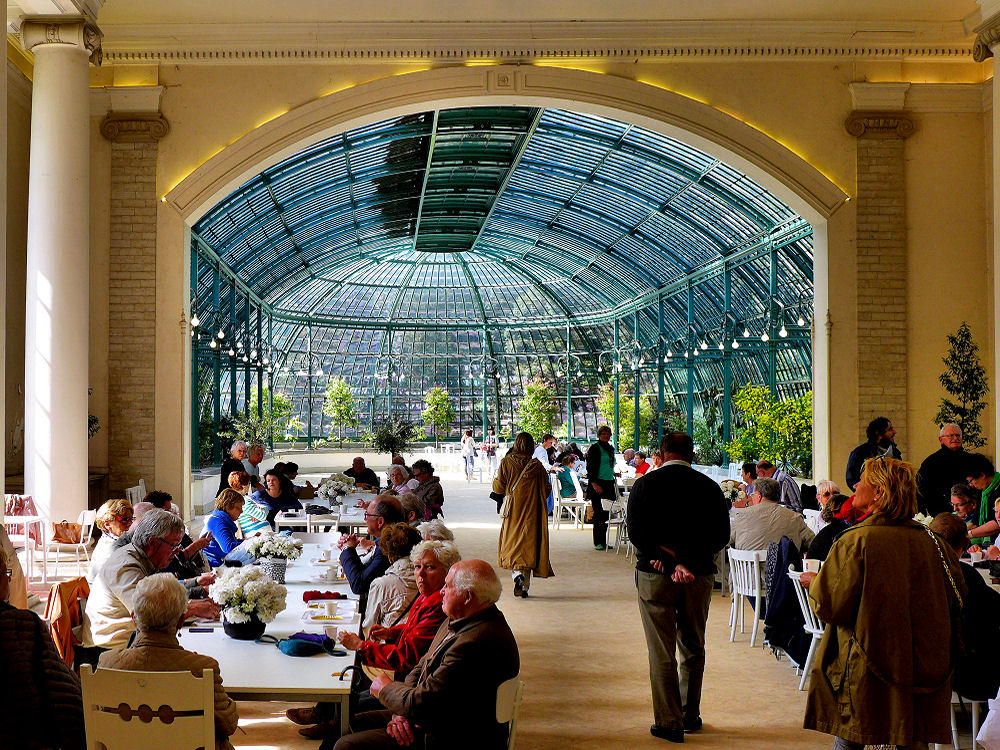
[[801, 457, 964, 750], [493, 431, 554, 598]]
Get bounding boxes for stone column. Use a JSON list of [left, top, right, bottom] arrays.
[[845, 94, 914, 457], [21, 18, 101, 522], [974, 8, 1000, 449], [99, 90, 169, 493]]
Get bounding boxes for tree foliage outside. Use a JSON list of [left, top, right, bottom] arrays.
[[935, 321, 989, 448], [323, 377, 358, 446], [595, 382, 654, 452], [693, 387, 724, 465], [421, 387, 456, 447], [219, 387, 298, 447], [516, 377, 559, 440], [724, 385, 813, 477], [365, 416, 419, 457]]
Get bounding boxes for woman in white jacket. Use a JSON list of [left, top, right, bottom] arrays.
[[460, 429, 478, 482]]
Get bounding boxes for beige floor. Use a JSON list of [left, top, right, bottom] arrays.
[[228, 479, 837, 750]]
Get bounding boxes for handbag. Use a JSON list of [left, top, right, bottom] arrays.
[[52, 520, 82, 544], [498, 460, 536, 519]]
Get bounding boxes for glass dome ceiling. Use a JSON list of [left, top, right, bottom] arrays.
[[191, 105, 814, 455]]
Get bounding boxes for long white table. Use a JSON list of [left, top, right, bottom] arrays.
[[180, 538, 359, 735], [275, 491, 376, 534]]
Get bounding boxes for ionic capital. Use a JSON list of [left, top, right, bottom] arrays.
[[20, 17, 103, 66], [844, 111, 915, 139], [973, 15, 1000, 62], [100, 113, 170, 143]]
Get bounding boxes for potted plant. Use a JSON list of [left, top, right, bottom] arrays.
[[244, 532, 304, 584], [208, 566, 287, 640]]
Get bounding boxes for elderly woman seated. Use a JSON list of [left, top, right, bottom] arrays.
[[227, 470, 271, 537], [203, 489, 248, 567], [816, 479, 841, 508], [398, 493, 426, 527], [99, 573, 239, 749], [363, 523, 422, 634], [250, 469, 302, 524], [417, 519, 454, 541], [88, 498, 134, 583], [805, 493, 850, 561], [0, 547, 85, 748], [287, 539, 461, 740], [928, 513, 1000, 700]]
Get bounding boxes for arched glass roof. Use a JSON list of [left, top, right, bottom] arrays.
[[191, 105, 813, 455]]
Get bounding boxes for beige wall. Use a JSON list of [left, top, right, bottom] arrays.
[[89, 105, 111, 472], [0, 57, 982, 507]]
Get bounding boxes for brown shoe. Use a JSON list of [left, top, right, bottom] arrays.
[[299, 722, 337, 739], [285, 707, 317, 725]]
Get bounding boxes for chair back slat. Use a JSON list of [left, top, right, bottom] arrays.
[[786, 567, 824, 632], [727, 548, 765, 597], [496, 676, 525, 750]]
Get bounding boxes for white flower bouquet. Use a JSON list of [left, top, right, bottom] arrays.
[[913, 512, 933, 528], [316, 472, 356, 501], [243, 531, 304, 560], [208, 565, 287, 624], [720, 479, 747, 506]]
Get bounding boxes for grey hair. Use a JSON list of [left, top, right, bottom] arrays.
[[753, 477, 781, 502], [131, 509, 185, 551], [451, 562, 502, 605], [816, 479, 840, 497], [417, 519, 454, 541], [399, 492, 426, 520], [133, 573, 188, 631], [939, 423, 962, 436], [410, 539, 461, 570], [388, 465, 410, 481], [230, 440, 247, 456], [132, 501, 156, 522]]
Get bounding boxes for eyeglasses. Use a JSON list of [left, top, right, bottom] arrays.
[[820, 490, 835, 497], [154, 537, 183, 554], [1, 570, 11, 580], [942, 434, 962, 440], [364, 512, 379, 519]]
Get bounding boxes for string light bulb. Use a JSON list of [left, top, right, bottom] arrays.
[[779, 325, 788, 338], [718, 342, 724, 350], [742, 327, 750, 338], [731, 339, 739, 349], [576, 369, 582, 377], [797, 315, 806, 327], [228, 347, 235, 356], [666, 348, 673, 358], [761, 332, 769, 342], [700, 341, 707, 350], [217, 329, 225, 339], [209, 339, 217, 349], [190, 313, 200, 328], [693, 348, 699, 357]]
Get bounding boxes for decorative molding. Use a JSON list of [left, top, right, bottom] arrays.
[[845, 111, 916, 139], [903, 83, 987, 113], [20, 16, 102, 65], [100, 112, 170, 142], [849, 82, 910, 111], [99, 19, 976, 64], [973, 14, 1000, 60]]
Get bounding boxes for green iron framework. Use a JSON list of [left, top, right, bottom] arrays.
[[189, 106, 814, 465]]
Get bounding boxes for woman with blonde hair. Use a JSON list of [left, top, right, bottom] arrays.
[[802, 457, 965, 749], [88, 497, 134, 583]]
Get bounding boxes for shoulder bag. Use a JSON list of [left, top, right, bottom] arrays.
[[498, 460, 536, 519]]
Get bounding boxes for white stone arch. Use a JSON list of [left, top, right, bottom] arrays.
[[166, 64, 848, 479]]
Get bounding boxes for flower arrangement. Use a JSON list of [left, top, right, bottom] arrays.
[[720, 479, 747, 506], [208, 565, 287, 624], [912, 512, 933, 528], [316, 472, 356, 501], [243, 531, 304, 560]]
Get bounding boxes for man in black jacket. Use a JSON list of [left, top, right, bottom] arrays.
[[916, 423, 969, 515], [845, 416, 901, 491], [626, 432, 730, 744]]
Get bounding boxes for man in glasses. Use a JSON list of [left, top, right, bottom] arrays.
[[916, 423, 970, 516], [87, 509, 220, 652]]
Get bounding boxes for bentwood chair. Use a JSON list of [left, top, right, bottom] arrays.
[[496, 676, 525, 750], [81, 666, 215, 749], [727, 548, 767, 647]]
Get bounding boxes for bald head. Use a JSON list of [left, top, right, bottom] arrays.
[[443, 559, 501, 620]]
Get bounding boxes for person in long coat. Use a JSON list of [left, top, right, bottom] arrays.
[[801, 456, 964, 750], [493, 431, 554, 598]]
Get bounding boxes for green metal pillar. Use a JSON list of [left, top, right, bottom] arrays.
[[267, 314, 274, 450], [722, 264, 733, 465], [211, 266, 221, 464], [686, 286, 695, 435], [190, 242, 200, 468], [768, 244, 778, 396], [657, 294, 665, 446], [613, 317, 620, 446], [481, 327, 489, 439], [255, 305, 263, 419], [229, 281, 237, 422], [565, 323, 573, 440], [385, 328, 394, 418], [307, 323, 313, 449], [633, 312, 641, 451], [243, 290, 251, 416]]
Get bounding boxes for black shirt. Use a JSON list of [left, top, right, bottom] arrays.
[[345, 466, 381, 489]]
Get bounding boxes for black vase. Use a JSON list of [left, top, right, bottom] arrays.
[[222, 613, 266, 640]]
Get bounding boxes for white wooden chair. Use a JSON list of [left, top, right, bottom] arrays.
[[946, 691, 983, 750], [601, 492, 627, 551], [81, 666, 215, 750], [45, 509, 97, 577], [727, 548, 767, 647], [549, 472, 588, 530], [125, 484, 143, 504], [803, 508, 824, 534], [787, 566, 825, 690], [496, 676, 525, 750]]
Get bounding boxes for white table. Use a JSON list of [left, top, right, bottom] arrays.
[[180, 541, 359, 734]]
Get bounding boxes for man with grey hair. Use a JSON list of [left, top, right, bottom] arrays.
[[86, 509, 220, 649], [756, 460, 802, 512], [398, 492, 426, 527], [335, 560, 519, 750], [417, 518, 455, 541], [99, 574, 239, 749], [243, 443, 265, 492], [917, 423, 970, 516], [730, 477, 814, 554]]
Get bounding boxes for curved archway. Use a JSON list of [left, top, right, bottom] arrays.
[[167, 65, 848, 478]]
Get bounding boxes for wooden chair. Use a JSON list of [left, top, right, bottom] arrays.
[[80, 665, 215, 750], [549, 472, 588, 530], [601, 492, 627, 551], [45, 510, 97, 577], [496, 676, 525, 750], [727, 548, 767, 647], [787, 567, 825, 690]]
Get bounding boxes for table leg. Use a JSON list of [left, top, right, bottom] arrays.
[[40, 524, 48, 584], [340, 693, 351, 737]]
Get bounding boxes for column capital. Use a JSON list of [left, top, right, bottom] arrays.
[[973, 14, 1000, 62], [100, 113, 170, 143], [844, 111, 915, 139], [20, 17, 102, 66]]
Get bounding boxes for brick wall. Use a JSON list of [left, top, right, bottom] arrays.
[[102, 115, 167, 493], [847, 112, 914, 455]]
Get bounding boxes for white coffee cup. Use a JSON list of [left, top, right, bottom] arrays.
[[325, 566, 339, 582], [971, 550, 985, 563], [324, 625, 339, 640], [324, 600, 338, 616]]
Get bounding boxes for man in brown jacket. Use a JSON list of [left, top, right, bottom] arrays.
[[333, 559, 519, 750], [99, 573, 239, 750]]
